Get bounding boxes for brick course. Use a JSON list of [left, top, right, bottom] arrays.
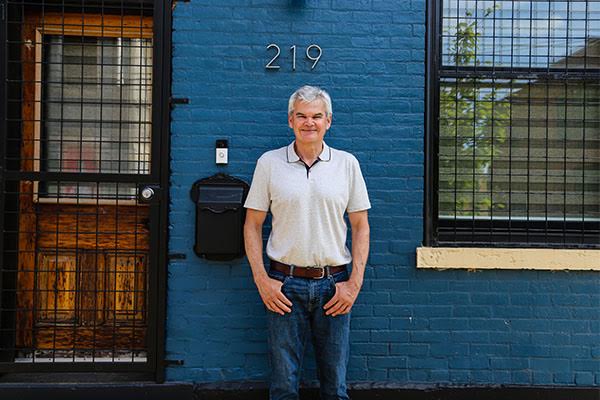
[[167, 0, 600, 387]]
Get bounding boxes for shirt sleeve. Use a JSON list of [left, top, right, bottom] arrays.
[[347, 156, 371, 213], [244, 156, 271, 212]]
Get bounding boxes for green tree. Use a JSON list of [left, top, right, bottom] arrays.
[[439, 8, 510, 217]]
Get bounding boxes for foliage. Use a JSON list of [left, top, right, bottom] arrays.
[[439, 7, 510, 217]]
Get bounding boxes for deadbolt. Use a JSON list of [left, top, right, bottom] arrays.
[[141, 187, 155, 200]]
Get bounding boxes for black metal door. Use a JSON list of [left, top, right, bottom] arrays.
[[0, 0, 168, 377]]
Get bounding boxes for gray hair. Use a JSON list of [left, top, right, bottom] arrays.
[[288, 85, 332, 116]]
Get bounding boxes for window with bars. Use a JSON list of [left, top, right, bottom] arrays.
[[1, 0, 160, 368], [38, 25, 152, 202], [428, 0, 600, 247]]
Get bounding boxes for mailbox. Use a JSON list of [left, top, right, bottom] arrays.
[[190, 173, 250, 261]]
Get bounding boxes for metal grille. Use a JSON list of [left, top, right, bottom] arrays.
[[0, 0, 160, 369], [432, 0, 600, 247]]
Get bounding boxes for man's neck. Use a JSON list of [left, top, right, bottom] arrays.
[[294, 141, 323, 166]]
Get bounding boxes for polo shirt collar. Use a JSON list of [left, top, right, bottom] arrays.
[[286, 141, 332, 163]]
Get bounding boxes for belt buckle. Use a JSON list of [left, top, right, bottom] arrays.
[[306, 266, 325, 279]]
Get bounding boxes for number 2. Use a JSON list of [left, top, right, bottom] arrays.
[[265, 44, 281, 69]]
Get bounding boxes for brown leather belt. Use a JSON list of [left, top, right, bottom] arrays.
[[270, 260, 346, 279]]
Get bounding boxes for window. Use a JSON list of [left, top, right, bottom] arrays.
[[32, 15, 153, 202], [427, 0, 600, 248]]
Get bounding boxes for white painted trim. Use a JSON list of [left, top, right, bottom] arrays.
[[416, 247, 600, 271]]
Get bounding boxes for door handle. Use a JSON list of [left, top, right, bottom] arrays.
[[138, 185, 161, 203]]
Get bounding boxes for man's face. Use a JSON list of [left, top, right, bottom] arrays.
[[288, 99, 332, 146]]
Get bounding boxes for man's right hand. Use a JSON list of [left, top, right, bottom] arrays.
[[254, 275, 292, 315]]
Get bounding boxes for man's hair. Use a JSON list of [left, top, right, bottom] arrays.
[[288, 85, 332, 116]]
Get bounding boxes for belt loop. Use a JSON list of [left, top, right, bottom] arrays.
[[325, 266, 331, 278], [289, 264, 295, 277]]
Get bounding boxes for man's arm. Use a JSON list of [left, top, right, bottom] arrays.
[[244, 209, 292, 315], [324, 210, 370, 316]]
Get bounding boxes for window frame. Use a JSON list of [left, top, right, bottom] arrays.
[[424, 0, 600, 250], [31, 13, 153, 205]]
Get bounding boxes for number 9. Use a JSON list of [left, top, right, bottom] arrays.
[[306, 44, 322, 70]]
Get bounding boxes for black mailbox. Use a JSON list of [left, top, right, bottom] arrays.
[[190, 173, 250, 261]]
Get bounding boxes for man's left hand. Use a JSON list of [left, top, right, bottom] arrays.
[[323, 280, 361, 317]]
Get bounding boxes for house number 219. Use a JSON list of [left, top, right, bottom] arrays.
[[265, 44, 322, 70]]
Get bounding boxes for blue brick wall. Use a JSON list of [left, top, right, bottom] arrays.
[[167, 0, 600, 387]]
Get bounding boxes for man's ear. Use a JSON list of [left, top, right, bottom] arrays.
[[288, 113, 294, 129]]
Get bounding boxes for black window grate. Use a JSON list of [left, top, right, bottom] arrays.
[[0, 0, 161, 371], [429, 0, 600, 248]]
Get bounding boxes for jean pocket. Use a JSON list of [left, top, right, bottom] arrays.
[[331, 270, 349, 284], [268, 270, 286, 283], [328, 276, 337, 294]]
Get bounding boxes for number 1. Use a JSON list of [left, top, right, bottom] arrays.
[[290, 45, 296, 71]]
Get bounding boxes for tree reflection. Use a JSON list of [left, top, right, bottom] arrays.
[[439, 8, 510, 217]]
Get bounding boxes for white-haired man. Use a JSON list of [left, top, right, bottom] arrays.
[[244, 85, 371, 400]]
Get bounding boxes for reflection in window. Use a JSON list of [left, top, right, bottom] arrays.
[[442, 1, 600, 68], [41, 35, 152, 199], [439, 79, 599, 221], [436, 0, 599, 246]]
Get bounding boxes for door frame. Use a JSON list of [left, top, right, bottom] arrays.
[[0, 0, 171, 383]]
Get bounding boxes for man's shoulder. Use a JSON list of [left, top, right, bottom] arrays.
[[257, 146, 287, 164], [329, 147, 361, 166]]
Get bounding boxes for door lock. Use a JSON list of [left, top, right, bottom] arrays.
[[141, 187, 155, 200], [139, 185, 160, 202]]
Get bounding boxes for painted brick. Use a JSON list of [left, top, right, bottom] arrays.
[[575, 372, 595, 385], [390, 344, 429, 356], [471, 370, 494, 383], [449, 357, 490, 369], [449, 370, 471, 383], [372, 330, 410, 343], [511, 371, 533, 385], [511, 345, 551, 357], [430, 343, 469, 357], [409, 369, 429, 382], [451, 331, 491, 344], [533, 371, 554, 385], [167, 0, 600, 389], [531, 359, 572, 373], [572, 360, 600, 371], [352, 343, 389, 356], [490, 357, 529, 370], [553, 373, 575, 385], [368, 356, 408, 369]]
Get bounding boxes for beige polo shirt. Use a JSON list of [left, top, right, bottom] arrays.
[[244, 141, 371, 267]]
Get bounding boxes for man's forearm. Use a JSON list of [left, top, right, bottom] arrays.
[[349, 224, 369, 287], [244, 223, 268, 282]]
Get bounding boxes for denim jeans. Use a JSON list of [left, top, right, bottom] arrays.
[[267, 268, 351, 400]]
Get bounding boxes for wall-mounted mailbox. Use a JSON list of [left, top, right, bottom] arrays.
[[190, 173, 250, 261]]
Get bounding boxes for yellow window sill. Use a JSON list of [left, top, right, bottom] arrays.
[[416, 247, 600, 271]]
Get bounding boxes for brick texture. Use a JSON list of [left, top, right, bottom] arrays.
[[167, 0, 600, 387]]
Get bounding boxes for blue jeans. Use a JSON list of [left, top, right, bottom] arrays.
[[267, 268, 351, 400]]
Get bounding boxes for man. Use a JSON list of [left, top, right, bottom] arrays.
[[244, 85, 370, 400]]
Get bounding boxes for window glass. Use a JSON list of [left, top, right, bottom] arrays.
[[441, 1, 600, 69], [436, 0, 599, 246], [42, 35, 152, 199], [439, 79, 600, 221]]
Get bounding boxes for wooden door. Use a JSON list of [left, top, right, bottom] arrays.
[[15, 12, 154, 359]]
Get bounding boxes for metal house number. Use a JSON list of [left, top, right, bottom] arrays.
[[265, 44, 322, 70]]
